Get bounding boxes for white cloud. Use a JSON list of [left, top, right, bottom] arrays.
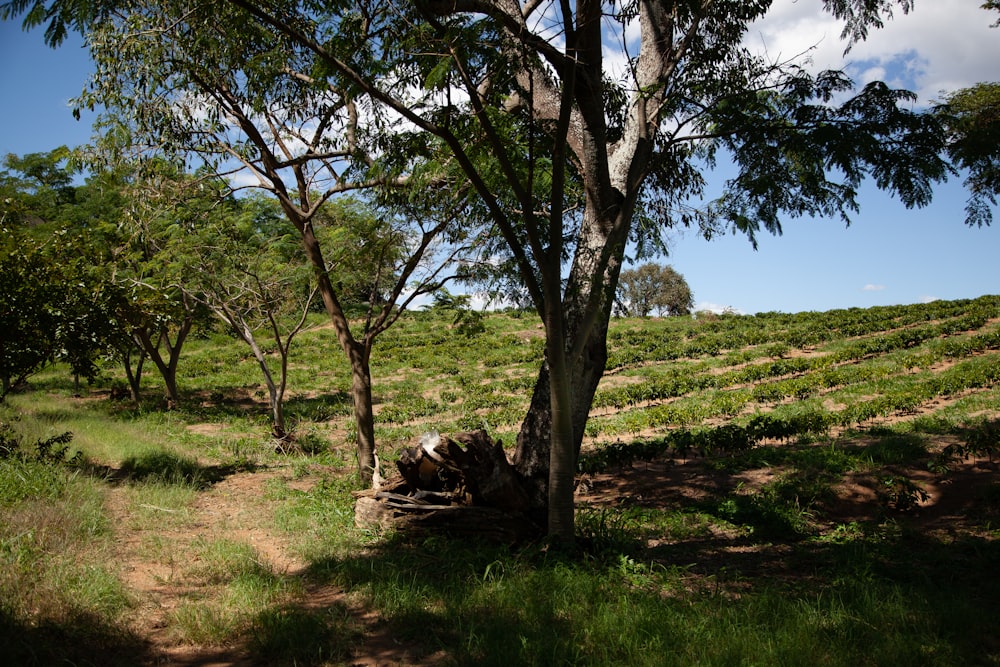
[[749, 0, 1000, 103], [920, 295, 939, 303], [694, 301, 743, 315], [862, 284, 886, 292]]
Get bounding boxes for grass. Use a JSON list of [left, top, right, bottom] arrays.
[[0, 438, 140, 665], [303, 528, 997, 666], [168, 538, 301, 645], [1, 297, 999, 664]]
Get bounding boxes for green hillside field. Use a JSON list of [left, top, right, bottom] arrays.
[[2, 295, 999, 665]]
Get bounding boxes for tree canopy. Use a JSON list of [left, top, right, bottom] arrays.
[[0, 149, 127, 399], [617, 264, 694, 318], [938, 82, 1000, 226]]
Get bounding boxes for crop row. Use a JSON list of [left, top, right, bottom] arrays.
[[584, 352, 1000, 447], [605, 295, 999, 370], [580, 361, 1000, 475], [595, 325, 1000, 410]]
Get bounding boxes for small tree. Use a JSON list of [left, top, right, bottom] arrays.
[[0, 149, 126, 399], [185, 191, 316, 441], [617, 264, 694, 318]]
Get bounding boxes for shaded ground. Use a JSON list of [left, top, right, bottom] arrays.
[[102, 463, 439, 667], [95, 420, 999, 666]]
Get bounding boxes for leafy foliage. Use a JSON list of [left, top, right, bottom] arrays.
[[0, 150, 128, 399], [938, 82, 1000, 226], [616, 263, 694, 317]]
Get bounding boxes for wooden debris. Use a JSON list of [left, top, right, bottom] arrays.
[[353, 429, 539, 542]]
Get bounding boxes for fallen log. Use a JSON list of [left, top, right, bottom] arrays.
[[353, 429, 539, 542]]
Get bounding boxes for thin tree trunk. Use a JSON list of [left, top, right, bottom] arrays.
[[243, 330, 285, 439], [348, 342, 377, 482], [272, 353, 288, 441], [134, 312, 193, 408], [298, 224, 378, 484], [122, 343, 146, 403]]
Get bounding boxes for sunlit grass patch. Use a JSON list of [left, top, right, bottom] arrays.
[[269, 475, 362, 561], [121, 480, 198, 531]]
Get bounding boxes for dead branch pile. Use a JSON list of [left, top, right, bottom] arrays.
[[353, 430, 539, 542]]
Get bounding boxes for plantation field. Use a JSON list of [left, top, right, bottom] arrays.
[[2, 295, 1000, 665]]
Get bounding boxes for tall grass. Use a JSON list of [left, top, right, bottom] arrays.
[[0, 438, 140, 665]]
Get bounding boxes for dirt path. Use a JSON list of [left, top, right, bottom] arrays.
[[104, 466, 439, 666]]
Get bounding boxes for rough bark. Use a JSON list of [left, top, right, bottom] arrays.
[[298, 222, 378, 484], [348, 343, 377, 481]]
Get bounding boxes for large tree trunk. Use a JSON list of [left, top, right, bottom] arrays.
[[512, 319, 611, 512], [544, 322, 578, 541], [513, 207, 629, 515]]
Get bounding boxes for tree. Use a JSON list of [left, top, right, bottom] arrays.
[[183, 190, 413, 444], [16, 2, 480, 481], [938, 82, 1000, 226], [70, 168, 152, 403], [0, 149, 126, 399], [10, 0, 965, 541], [617, 264, 694, 318], [181, 191, 317, 441], [232, 0, 961, 542], [103, 162, 219, 408], [0, 229, 61, 399]]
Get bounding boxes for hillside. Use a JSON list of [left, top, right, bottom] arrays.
[[2, 295, 999, 665], [174, 294, 1000, 454]]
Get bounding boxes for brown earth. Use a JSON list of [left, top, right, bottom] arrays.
[[104, 460, 447, 667]]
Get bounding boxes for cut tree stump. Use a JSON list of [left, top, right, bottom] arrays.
[[353, 430, 539, 542]]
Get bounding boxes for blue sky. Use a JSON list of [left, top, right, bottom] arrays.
[[2, 3, 998, 315]]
